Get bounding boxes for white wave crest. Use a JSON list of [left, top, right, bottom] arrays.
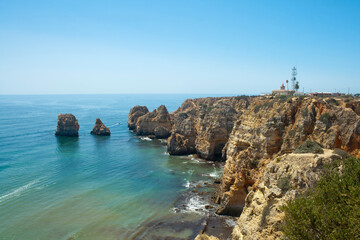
[[0, 179, 40, 203], [140, 137, 152, 141], [183, 181, 191, 188], [183, 195, 208, 214]]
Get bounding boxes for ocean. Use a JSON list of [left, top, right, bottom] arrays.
[[0, 94, 226, 240]]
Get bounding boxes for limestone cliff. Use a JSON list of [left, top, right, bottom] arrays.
[[168, 97, 250, 160], [215, 96, 360, 216], [128, 96, 360, 239], [130, 105, 172, 139], [55, 114, 79, 137], [231, 150, 341, 240], [128, 105, 149, 130], [128, 97, 250, 160]]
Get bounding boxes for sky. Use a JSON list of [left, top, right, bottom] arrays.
[[0, 0, 359, 95]]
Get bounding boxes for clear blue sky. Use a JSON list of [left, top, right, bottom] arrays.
[[0, 0, 359, 94]]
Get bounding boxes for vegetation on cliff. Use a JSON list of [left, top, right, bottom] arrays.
[[293, 140, 324, 154], [281, 157, 360, 240]]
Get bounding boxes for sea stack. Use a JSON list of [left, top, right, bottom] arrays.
[[55, 114, 79, 137], [91, 118, 111, 136]]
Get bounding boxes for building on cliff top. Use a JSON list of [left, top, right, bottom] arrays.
[[272, 83, 295, 96]]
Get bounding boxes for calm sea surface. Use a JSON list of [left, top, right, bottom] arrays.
[[0, 94, 227, 240]]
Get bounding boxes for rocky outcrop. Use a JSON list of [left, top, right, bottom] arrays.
[[232, 150, 340, 240], [129, 96, 360, 240], [128, 105, 149, 130], [129, 105, 172, 139], [167, 97, 250, 160], [215, 97, 360, 216], [128, 97, 250, 156], [91, 118, 110, 136], [55, 114, 80, 137]]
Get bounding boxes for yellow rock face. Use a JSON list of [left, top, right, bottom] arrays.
[[215, 96, 360, 216]]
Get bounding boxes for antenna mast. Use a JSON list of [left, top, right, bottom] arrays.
[[291, 67, 297, 90]]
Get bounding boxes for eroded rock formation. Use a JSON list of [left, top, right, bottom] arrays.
[[128, 105, 149, 130], [232, 150, 341, 240], [129, 105, 172, 139], [128, 98, 249, 149], [215, 97, 360, 217], [168, 97, 249, 160], [128, 96, 360, 238], [55, 114, 79, 137], [91, 118, 110, 136]]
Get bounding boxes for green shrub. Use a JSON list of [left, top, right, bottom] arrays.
[[333, 148, 350, 159], [235, 95, 249, 100], [327, 98, 339, 106], [319, 113, 331, 125], [281, 157, 360, 240], [207, 106, 215, 112], [276, 95, 292, 103], [294, 141, 324, 154], [302, 107, 309, 118], [254, 105, 262, 113], [278, 175, 291, 191]]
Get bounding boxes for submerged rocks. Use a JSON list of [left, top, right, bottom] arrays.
[[91, 118, 110, 136], [55, 114, 79, 137]]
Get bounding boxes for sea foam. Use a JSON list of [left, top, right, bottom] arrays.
[[0, 178, 40, 203]]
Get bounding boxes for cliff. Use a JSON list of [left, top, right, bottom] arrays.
[[232, 149, 341, 240], [128, 105, 172, 139], [216, 96, 360, 217], [129, 97, 250, 160], [128, 96, 360, 239]]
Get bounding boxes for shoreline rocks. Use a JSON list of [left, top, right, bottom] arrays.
[[129, 105, 172, 139], [128, 96, 360, 239], [128, 105, 149, 130], [55, 114, 79, 137], [91, 118, 110, 136]]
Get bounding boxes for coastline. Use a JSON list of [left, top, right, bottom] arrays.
[[128, 94, 360, 239]]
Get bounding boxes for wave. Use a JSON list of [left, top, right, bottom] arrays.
[[203, 170, 221, 178], [183, 180, 191, 188], [182, 195, 209, 214], [0, 178, 40, 203], [140, 137, 152, 141]]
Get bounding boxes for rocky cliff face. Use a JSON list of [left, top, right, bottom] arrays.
[[128, 96, 360, 238], [91, 118, 110, 136], [215, 97, 360, 217], [129, 105, 172, 139], [55, 114, 79, 137], [128, 97, 250, 160], [168, 97, 250, 160], [232, 150, 340, 240], [128, 105, 149, 130]]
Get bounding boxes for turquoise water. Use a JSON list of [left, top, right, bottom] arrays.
[[0, 94, 224, 240]]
